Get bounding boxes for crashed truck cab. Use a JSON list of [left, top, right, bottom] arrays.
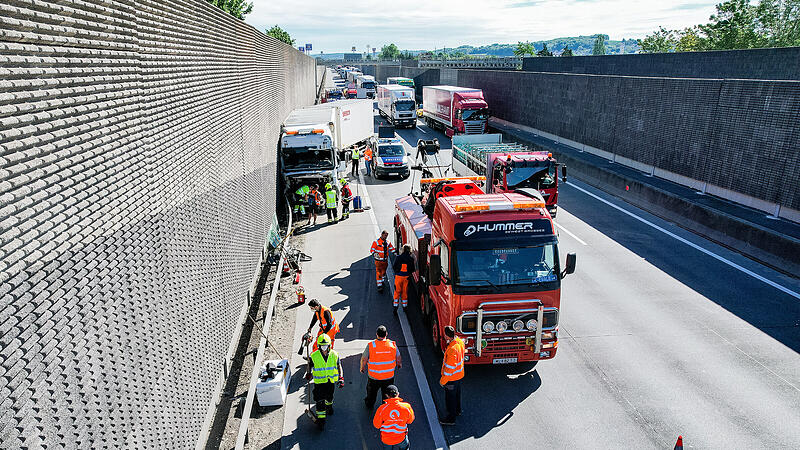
[[424, 193, 576, 364]]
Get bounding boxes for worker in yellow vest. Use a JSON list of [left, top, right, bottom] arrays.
[[305, 334, 344, 430]]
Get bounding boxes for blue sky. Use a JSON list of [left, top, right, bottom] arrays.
[[245, 0, 720, 53]]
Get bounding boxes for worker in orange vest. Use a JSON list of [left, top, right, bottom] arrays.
[[360, 325, 402, 409], [438, 326, 464, 426], [370, 230, 395, 292], [306, 299, 340, 352], [364, 145, 373, 177], [392, 245, 415, 315], [373, 385, 414, 449]]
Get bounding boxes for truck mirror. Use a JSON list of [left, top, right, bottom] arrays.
[[562, 253, 576, 278], [407, 152, 411, 156], [561, 165, 568, 183], [429, 254, 442, 286]]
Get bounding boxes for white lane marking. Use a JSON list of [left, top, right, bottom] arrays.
[[358, 168, 449, 450], [418, 124, 427, 133], [566, 181, 800, 301], [555, 222, 587, 246]]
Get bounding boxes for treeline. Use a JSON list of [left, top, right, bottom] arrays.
[[638, 0, 800, 53]]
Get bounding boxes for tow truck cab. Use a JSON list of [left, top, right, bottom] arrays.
[[425, 193, 575, 364]]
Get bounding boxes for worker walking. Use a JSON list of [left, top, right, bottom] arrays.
[[371, 230, 395, 292], [364, 145, 373, 177], [325, 183, 338, 224], [307, 299, 340, 352], [341, 180, 353, 220], [392, 245, 414, 315], [373, 385, 415, 449], [361, 325, 402, 409], [438, 326, 464, 426], [293, 184, 310, 219], [305, 334, 344, 430], [351, 147, 361, 176]]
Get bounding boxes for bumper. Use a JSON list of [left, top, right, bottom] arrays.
[[462, 339, 559, 364], [375, 166, 410, 177], [394, 118, 416, 127]]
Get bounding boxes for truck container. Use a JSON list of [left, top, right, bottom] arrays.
[[377, 84, 417, 128], [422, 86, 489, 137], [451, 134, 567, 217], [394, 174, 576, 365], [356, 75, 377, 99], [347, 71, 363, 83], [387, 77, 415, 90]]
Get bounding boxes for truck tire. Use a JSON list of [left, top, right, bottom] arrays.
[[430, 308, 443, 357]]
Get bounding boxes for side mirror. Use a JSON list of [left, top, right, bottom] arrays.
[[561, 253, 576, 278], [561, 165, 567, 183], [407, 152, 411, 156], [429, 254, 442, 286]]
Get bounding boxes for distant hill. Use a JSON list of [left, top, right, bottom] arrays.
[[312, 36, 640, 59]]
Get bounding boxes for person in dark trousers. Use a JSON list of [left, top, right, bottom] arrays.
[[392, 245, 415, 315], [340, 181, 352, 219], [324, 183, 338, 224], [439, 325, 464, 426], [373, 385, 415, 449], [305, 334, 344, 430], [306, 184, 320, 225], [360, 325, 402, 409], [351, 147, 361, 176], [307, 299, 340, 352]]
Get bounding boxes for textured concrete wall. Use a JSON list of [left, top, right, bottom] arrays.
[[0, 0, 316, 448], [458, 69, 800, 211], [522, 47, 800, 80]]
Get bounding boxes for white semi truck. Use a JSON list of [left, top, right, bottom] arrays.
[[347, 70, 363, 83], [377, 84, 417, 128], [356, 74, 377, 99], [280, 99, 374, 194]]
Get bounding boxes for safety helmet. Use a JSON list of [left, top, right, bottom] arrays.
[[317, 334, 332, 346], [325, 183, 332, 190]]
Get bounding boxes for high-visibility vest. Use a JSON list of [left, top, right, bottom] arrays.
[[371, 238, 395, 261], [316, 305, 338, 333], [367, 339, 397, 380], [440, 337, 465, 385], [352, 148, 360, 160], [310, 349, 339, 384], [325, 189, 337, 208], [373, 397, 415, 445], [295, 185, 310, 196], [365, 148, 373, 160]]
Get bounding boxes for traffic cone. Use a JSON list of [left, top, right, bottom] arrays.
[[674, 435, 683, 450]]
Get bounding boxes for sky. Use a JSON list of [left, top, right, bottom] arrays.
[[245, 0, 721, 54]]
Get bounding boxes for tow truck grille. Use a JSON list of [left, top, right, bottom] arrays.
[[485, 340, 529, 352]]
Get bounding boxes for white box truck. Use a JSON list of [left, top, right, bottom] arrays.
[[356, 74, 376, 99], [377, 84, 417, 128], [347, 70, 363, 83]]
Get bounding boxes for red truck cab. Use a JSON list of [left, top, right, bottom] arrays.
[[394, 178, 576, 365], [422, 86, 489, 137]]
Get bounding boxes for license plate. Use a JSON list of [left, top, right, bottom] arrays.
[[390, 172, 398, 175], [492, 357, 517, 364]]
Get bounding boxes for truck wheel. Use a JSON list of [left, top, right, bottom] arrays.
[[430, 309, 443, 357]]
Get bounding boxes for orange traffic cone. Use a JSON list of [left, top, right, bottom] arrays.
[[674, 435, 683, 450]]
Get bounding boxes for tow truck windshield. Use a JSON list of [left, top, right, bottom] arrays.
[[452, 245, 558, 293]]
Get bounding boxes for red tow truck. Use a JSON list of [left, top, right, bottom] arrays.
[[452, 134, 567, 217], [394, 175, 576, 364]]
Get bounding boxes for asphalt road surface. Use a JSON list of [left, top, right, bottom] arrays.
[[281, 111, 800, 449]]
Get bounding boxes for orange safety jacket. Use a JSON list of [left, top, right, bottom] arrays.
[[371, 238, 395, 261], [316, 305, 339, 335], [440, 337, 465, 385], [365, 147, 373, 161], [373, 397, 415, 445], [367, 339, 397, 380]]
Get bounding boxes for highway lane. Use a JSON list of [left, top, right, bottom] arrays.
[[364, 118, 800, 448]]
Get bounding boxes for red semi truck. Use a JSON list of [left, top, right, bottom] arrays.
[[422, 86, 489, 137], [452, 134, 567, 217], [394, 176, 576, 364]]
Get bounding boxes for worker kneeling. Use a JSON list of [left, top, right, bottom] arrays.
[[373, 385, 415, 449], [307, 299, 340, 352], [305, 334, 344, 430]]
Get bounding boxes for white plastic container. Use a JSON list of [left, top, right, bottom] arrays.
[[256, 359, 290, 407]]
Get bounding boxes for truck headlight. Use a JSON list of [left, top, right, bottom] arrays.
[[526, 319, 537, 331], [482, 321, 494, 333], [541, 330, 557, 340], [512, 320, 524, 332], [496, 321, 508, 333]]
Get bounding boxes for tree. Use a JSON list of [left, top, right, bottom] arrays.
[[675, 26, 707, 51], [536, 43, 554, 56], [514, 41, 536, 57], [701, 0, 762, 49], [592, 34, 607, 55], [207, 0, 253, 19], [379, 44, 400, 60], [637, 27, 677, 53], [560, 46, 574, 57], [755, 0, 800, 47], [266, 25, 294, 46]]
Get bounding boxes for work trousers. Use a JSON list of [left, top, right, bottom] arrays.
[[293, 196, 306, 215], [443, 379, 462, 421], [351, 158, 360, 176], [374, 260, 388, 286], [364, 376, 395, 408], [313, 380, 336, 420], [393, 275, 409, 307], [341, 200, 350, 218], [326, 207, 338, 222], [382, 436, 410, 450]]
